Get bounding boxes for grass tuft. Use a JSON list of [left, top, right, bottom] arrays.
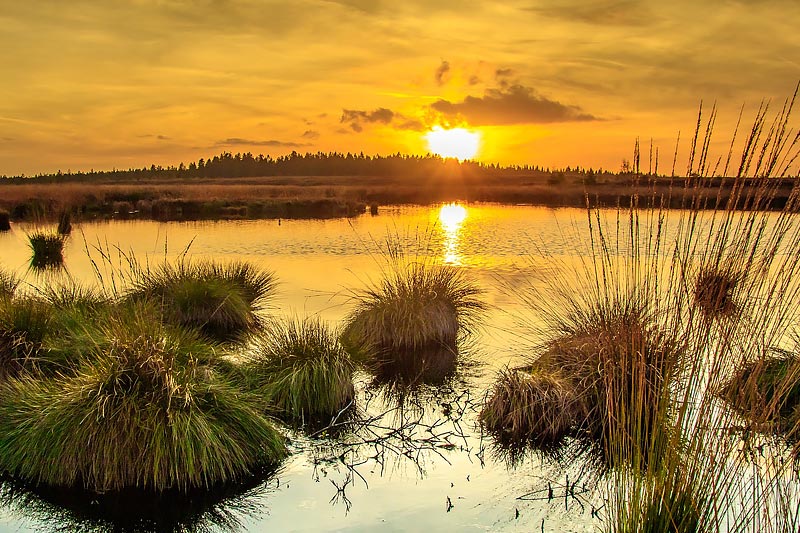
[[0, 297, 53, 379], [693, 266, 742, 319], [244, 317, 355, 424], [27, 231, 65, 269], [0, 270, 18, 298], [0, 210, 10, 232], [127, 260, 277, 341], [480, 367, 580, 450], [342, 256, 485, 378]]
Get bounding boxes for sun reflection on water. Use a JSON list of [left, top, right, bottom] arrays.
[[438, 203, 467, 265]]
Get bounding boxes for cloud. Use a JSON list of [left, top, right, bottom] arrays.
[[302, 130, 320, 139], [340, 107, 427, 132], [341, 108, 395, 132], [430, 85, 599, 125], [524, 0, 654, 26], [435, 60, 451, 85], [215, 137, 309, 148]]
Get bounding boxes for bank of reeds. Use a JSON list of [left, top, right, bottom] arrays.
[[342, 247, 485, 380], [0, 302, 286, 492], [243, 317, 355, 425], [499, 88, 800, 531], [27, 231, 65, 269], [127, 260, 276, 341]]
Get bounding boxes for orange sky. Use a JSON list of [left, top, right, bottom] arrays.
[[1, 0, 799, 176]]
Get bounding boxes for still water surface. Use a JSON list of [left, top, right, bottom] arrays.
[[0, 204, 618, 532]]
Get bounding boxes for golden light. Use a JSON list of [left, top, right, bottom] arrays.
[[438, 203, 468, 264], [425, 126, 480, 160]]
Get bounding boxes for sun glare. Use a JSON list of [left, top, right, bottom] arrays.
[[425, 127, 480, 160]]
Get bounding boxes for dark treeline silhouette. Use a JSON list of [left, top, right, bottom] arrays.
[[1, 151, 606, 183]]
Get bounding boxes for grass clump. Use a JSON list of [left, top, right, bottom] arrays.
[[480, 367, 580, 451], [0, 270, 18, 298], [0, 304, 286, 492], [342, 256, 485, 378], [0, 210, 10, 232], [719, 350, 800, 437], [27, 231, 65, 269], [128, 260, 276, 341], [244, 317, 355, 424], [537, 301, 681, 470]]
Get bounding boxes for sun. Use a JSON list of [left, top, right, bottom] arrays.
[[425, 126, 480, 160]]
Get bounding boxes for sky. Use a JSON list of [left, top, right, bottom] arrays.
[[1, 0, 799, 175]]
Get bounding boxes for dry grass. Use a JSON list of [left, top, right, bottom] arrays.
[[480, 367, 581, 450]]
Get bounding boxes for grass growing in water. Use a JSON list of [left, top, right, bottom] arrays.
[[127, 260, 276, 341], [0, 210, 10, 232], [342, 248, 485, 380], [480, 367, 580, 451], [56, 211, 72, 236], [0, 302, 286, 492], [27, 231, 65, 269], [243, 317, 356, 425]]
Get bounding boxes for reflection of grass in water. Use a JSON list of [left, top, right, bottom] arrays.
[[0, 209, 10, 231], [0, 467, 279, 533]]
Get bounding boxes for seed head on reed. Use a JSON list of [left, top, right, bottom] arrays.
[[342, 258, 485, 376], [0, 303, 286, 492], [693, 266, 742, 319], [244, 317, 355, 424], [27, 231, 66, 269], [480, 367, 580, 450], [128, 260, 277, 341]]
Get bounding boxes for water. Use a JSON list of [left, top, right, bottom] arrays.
[[0, 203, 727, 532]]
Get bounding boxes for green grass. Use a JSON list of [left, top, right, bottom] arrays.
[[342, 255, 485, 378], [0, 302, 286, 492], [127, 260, 277, 341], [27, 231, 65, 269], [243, 317, 355, 425], [0, 297, 53, 379]]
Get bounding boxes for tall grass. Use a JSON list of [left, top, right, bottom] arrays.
[[0, 302, 286, 492], [243, 317, 356, 425], [504, 87, 800, 532], [0, 297, 53, 379], [0, 269, 17, 298], [57, 210, 72, 236], [342, 244, 485, 379]]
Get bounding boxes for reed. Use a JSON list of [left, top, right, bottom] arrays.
[[243, 317, 355, 424], [27, 232, 65, 269], [0, 303, 287, 492]]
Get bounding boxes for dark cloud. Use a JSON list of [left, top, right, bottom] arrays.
[[302, 130, 320, 139], [435, 60, 451, 86], [430, 85, 599, 125], [468, 75, 481, 85], [157, 135, 170, 140], [341, 108, 395, 132], [495, 68, 514, 78], [216, 137, 308, 148]]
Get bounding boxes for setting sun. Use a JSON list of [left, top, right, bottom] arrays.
[[425, 127, 481, 160]]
